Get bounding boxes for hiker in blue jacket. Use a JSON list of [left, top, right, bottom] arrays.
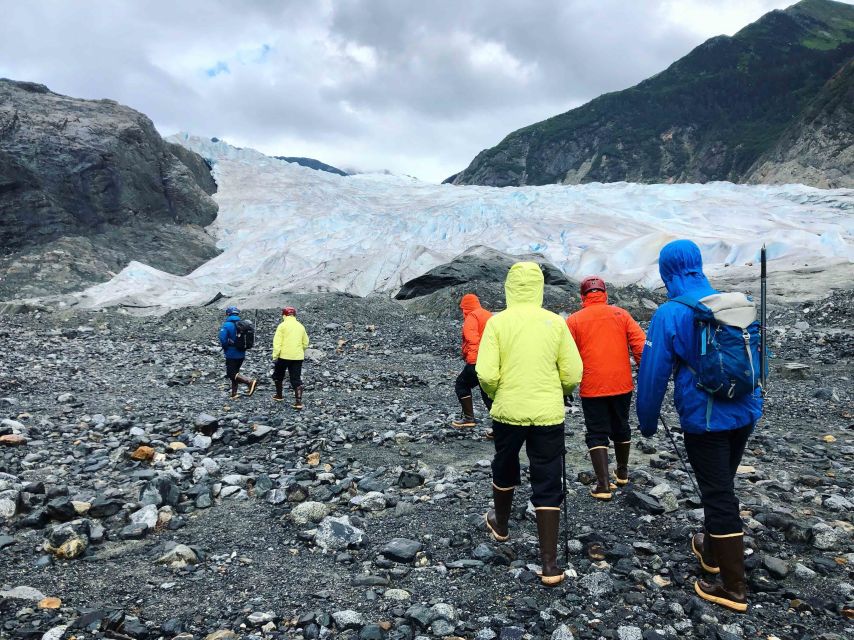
[[218, 306, 257, 400], [637, 239, 763, 613]]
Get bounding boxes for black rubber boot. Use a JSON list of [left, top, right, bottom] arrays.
[[589, 447, 613, 500], [691, 530, 720, 574], [294, 385, 304, 410], [535, 508, 564, 586], [272, 379, 284, 401], [695, 534, 747, 612], [485, 485, 514, 541], [451, 396, 476, 428], [614, 441, 631, 486]]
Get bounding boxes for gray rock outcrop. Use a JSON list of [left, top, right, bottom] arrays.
[[0, 78, 219, 299]]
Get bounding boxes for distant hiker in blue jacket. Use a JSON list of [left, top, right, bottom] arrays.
[[636, 239, 763, 613], [218, 306, 257, 400]]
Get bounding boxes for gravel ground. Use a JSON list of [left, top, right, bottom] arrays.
[[0, 290, 852, 640]]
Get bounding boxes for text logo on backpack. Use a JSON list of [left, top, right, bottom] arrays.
[[231, 319, 255, 351], [674, 292, 762, 399]]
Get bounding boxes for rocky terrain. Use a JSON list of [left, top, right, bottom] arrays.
[[0, 79, 219, 300], [448, 0, 854, 188], [1, 286, 852, 640]]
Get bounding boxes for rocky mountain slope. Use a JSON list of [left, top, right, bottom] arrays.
[[449, 0, 854, 188], [0, 79, 220, 299]]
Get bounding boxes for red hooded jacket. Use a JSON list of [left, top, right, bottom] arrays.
[[567, 290, 645, 397], [460, 294, 492, 364]]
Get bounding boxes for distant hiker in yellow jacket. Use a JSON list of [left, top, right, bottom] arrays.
[[272, 307, 310, 409], [476, 262, 582, 586]]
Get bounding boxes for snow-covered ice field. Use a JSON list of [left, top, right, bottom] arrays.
[[76, 134, 854, 309]]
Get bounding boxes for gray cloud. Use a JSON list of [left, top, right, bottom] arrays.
[[0, 0, 824, 181]]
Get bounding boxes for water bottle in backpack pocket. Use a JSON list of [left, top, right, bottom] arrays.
[[674, 293, 761, 399]]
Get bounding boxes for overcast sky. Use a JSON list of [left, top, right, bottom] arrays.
[[0, 0, 838, 182]]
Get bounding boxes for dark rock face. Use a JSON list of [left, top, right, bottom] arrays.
[[274, 156, 348, 176], [0, 78, 219, 298], [450, 0, 854, 188], [395, 246, 572, 300]]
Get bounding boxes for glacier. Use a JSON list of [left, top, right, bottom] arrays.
[[74, 134, 854, 309]]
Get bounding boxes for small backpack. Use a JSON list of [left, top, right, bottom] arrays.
[[674, 293, 761, 400], [231, 319, 255, 351]]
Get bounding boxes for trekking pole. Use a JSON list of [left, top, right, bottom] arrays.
[[562, 449, 569, 563], [660, 416, 701, 498], [760, 245, 768, 393]]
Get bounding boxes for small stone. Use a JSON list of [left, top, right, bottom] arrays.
[[761, 555, 790, 579], [192, 434, 212, 450], [53, 536, 87, 558], [291, 501, 329, 525], [130, 445, 155, 461], [0, 586, 47, 601], [357, 491, 387, 512], [168, 442, 187, 451], [0, 434, 26, 446], [812, 522, 840, 550], [38, 597, 62, 609], [626, 490, 664, 515], [822, 434, 836, 443], [736, 465, 755, 474], [793, 562, 816, 579], [381, 537, 423, 562], [157, 544, 198, 565], [397, 470, 425, 489], [384, 588, 411, 600], [332, 610, 364, 629], [551, 624, 575, 640], [307, 452, 321, 466], [618, 626, 643, 640], [580, 571, 614, 597], [205, 631, 237, 640], [315, 516, 366, 551], [130, 504, 158, 530]]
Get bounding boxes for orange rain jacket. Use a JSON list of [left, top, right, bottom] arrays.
[[567, 290, 646, 398], [460, 294, 492, 364]]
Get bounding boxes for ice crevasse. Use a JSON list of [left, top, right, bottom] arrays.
[[77, 134, 854, 309]]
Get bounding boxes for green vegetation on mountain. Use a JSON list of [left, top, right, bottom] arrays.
[[450, 0, 854, 187]]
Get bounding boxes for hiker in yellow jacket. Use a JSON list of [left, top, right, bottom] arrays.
[[476, 262, 582, 586], [272, 307, 310, 409]]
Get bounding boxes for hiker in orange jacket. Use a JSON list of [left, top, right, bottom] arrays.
[[567, 276, 646, 500], [451, 293, 493, 428]]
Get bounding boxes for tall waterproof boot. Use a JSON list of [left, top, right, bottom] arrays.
[[588, 447, 614, 500], [230, 378, 240, 400], [451, 396, 476, 428], [485, 485, 514, 542], [614, 441, 631, 487], [272, 379, 284, 402], [691, 530, 719, 574], [694, 534, 747, 612], [535, 509, 564, 586], [237, 374, 257, 397], [293, 385, 304, 410]]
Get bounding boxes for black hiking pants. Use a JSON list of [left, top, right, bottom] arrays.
[[272, 359, 304, 390], [491, 421, 565, 508], [683, 424, 752, 535], [225, 357, 245, 381], [580, 392, 632, 449], [454, 364, 492, 409]]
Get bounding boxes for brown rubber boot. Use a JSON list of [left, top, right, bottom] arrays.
[[614, 441, 631, 486], [451, 396, 477, 428], [589, 447, 614, 500], [691, 530, 720, 574], [272, 379, 284, 401], [293, 385, 304, 410], [535, 508, 564, 586], [230, 379, 239, 399], [484, 484, 514, 542], [694, 534, 747, 612]]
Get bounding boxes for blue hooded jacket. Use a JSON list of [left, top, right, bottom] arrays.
[[636, 240, 763, 435], [219, 314, 245, 359]]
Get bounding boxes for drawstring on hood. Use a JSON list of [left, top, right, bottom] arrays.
[[658, 240, 715, 300], [505, 262, 544, 308]]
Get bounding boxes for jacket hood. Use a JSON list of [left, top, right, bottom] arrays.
[[226, 314, 240, 322], [505, 262, 544, 308], [460, 293, 481, 315], [280, 315, 297, 324], [581, 290, 608, 307], [658, 239, 715, 299]]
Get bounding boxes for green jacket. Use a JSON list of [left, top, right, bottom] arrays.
[[476, 262, 582, 426]]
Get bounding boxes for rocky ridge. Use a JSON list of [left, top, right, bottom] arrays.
[[0, 288, 852, 639], [0, 79, 220, 300], [449, 0, 854, 188]]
